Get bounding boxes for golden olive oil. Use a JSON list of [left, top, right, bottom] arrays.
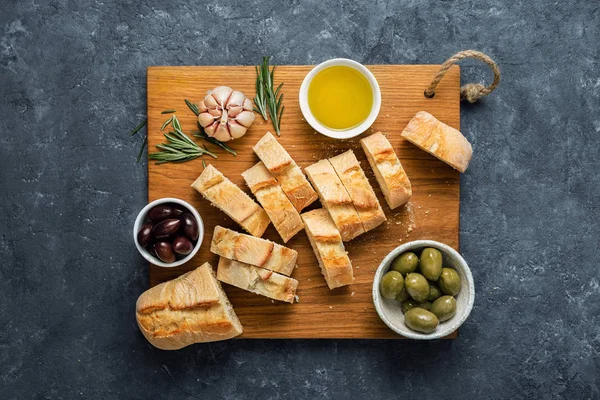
[[308, 66, 373, 130]]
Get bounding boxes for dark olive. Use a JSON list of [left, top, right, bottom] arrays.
[[170, 205, 185, 218], [155, 241, 176, 263], [137, 223, 153, 247], [172, 236, 193, 255], [147, 243, 158, 258], [180, 213, 199, 241], [152, 219, 181, 239], [148, 204, 174, 222]]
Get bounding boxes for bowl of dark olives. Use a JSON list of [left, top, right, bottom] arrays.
[[133, 198, 203, 267], [372, 240, 474, 340]]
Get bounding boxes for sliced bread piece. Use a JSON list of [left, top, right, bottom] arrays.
[[301, 208, 354, 290], [217, 257, 298, 303], [242, 161, 304, 243], [360, 132, 412, 210], [304, 159, 365, 241], [400, 111, 472, 172], [191, 164, 270, 237], [329, 150, 387, 232], [136, 263, 243, 350], [252, 131, 318, 212], [210, 225, 297, 276]]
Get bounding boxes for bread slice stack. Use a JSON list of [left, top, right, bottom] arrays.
[[301, 208, 354, 289], [217, 258, 298, 303], [360, 132, 412, 210], [191, 164, 270, 237], [401, 111, 472, 173], [211, 226, 297, 276], [253, 132, 318, 212], [305, 159, 365, 241], [242, 161, 304, 243], [136, 263, 243, 350], [328, 150, 386, 232], [211, 226, 299, 302]]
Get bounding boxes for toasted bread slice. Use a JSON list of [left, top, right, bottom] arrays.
[[191, 165, 270, 237], [210, 226, 297, 276], [217, 257, 298, 303], [329, 150, 387, 232], [401, 111, 472, 173], [253, 132, 318, 212], [304, 159, 365, 241], [301, 208, 354, 290], [360, 133, 412, 210], [242, 162, 304, 243]]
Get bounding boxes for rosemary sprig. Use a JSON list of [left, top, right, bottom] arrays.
[[253, 64, 268, 121], [202, 159, 207, 169], [257, 56, 284, 135], [149, 129, 216, 165], [161, 109, 176, 114], [185, 99, 200, 116], [130, 119, 147, 136], [193, 127, 237, 156]]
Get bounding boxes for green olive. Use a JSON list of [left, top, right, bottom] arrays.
[[379, 271, 405, 299], [419, 248, 443, 281], [390, 252, 419, 276], [405, 273, 430, 302], [430, 296, 457, 322], [400, 299, 432, 314], [438, 268, 462, 296], [427, 283, 442, 301], [404, 308, 439, 333], [395, 287, 410, 302]]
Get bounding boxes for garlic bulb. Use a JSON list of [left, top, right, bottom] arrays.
[[198, 86, 255, 142]]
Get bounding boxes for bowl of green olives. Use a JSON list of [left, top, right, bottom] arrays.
[[133, 198, 204, 267], [372, 240, 474, 339]]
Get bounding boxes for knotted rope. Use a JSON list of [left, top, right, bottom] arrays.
[[424, 50, 500, 103]]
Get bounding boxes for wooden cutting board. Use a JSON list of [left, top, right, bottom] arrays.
[[147, 65, 460, 339]]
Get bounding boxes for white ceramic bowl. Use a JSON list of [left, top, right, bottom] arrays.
[[133, 198, 204, 268], [372, 240, 475, 339], [299, 58, 381, 139]]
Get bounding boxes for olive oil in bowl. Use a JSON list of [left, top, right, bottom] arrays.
[[307, 66, 374, 131]]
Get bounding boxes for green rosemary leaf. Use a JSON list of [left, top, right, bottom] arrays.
[[172, 114, 182, 132], [202, 159, 207, 169], [130, 119, 147, 136], [136, 135, 147, 162], [161, 116, 173, 131], [193, 129, 237, 156], [161, 109, 176, 114], [185, 99, 200, 116]]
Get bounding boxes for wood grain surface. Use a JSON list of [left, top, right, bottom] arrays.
[[147, 65, 460, 339]]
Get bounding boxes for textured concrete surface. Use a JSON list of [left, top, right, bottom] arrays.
[[1, 0, 599, 398]]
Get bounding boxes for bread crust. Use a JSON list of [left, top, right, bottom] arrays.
[[360, 133, 412, 210], [305, 159, 365, 241], [136, 263, 243, 350], [253, 132, 318, 212], [329, 150, 387, 232], [400, 111, 472, 173], [301, 208, 354, 290], [242, 162, 304, 243], [191, 164, 270, 237], [217, 257, 298, 303], [210, 226, 297, 276]]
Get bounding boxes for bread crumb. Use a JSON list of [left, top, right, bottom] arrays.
[[271, 300, 275, 303], [329, 306, 333, 309], [294, 295, 300, 303], [351, 292, 355, 296], [407, 226, 413, 233]]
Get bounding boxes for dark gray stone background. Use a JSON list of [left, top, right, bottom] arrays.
[[1, 0, 598, 398]]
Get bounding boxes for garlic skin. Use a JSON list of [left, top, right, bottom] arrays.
[[198, 86, 255, 142]]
